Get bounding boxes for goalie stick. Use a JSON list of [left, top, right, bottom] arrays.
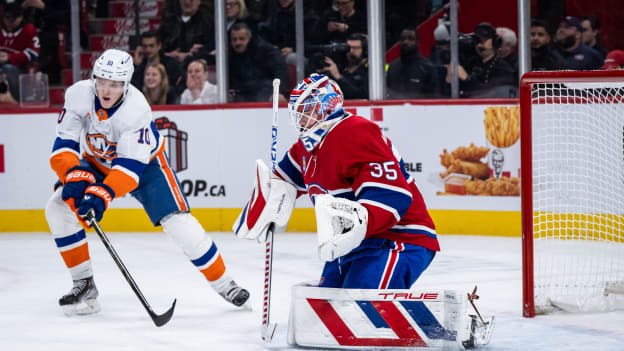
[[261, 78, 280, 342], [84, 210, 177, 327]]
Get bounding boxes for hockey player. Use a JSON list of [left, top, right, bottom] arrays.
[[234, 74, 494, 349], [46, 49, 249, 316], [234, 73, 439, 290]]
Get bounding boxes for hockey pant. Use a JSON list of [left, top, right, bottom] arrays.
[[319, 238, 435, 289], [45, 153, 227, 283]]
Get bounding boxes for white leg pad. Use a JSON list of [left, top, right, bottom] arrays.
[[161, 212, 214, 260], [288, 282, 474, 350], [45, 187, 83, 237]]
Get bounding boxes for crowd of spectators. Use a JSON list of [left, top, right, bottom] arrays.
[[1, 0, 623, 106]]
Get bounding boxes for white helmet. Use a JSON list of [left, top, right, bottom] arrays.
[[91, 49, 134, 98]]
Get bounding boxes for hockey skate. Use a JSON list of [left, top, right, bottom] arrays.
[[462, 314, 495, 349], [59, 276, 100, 316], [216, 280, 250, 308]]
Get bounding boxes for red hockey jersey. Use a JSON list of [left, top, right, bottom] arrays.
[[276, 114, 439, 251], [0, 23, 40, 68]]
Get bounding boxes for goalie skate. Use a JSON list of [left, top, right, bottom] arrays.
[[463, 315, 495, 349], [59, 277, 100, 316], [217, 280, 250, 308]]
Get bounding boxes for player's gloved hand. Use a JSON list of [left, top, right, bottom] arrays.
[[77, 183, 115, 224], [315, 194, 369, 262], [61, 166, 96, 208], [233, 159, 296, 242]]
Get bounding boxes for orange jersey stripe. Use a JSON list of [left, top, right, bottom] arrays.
[[50, 152, 80, 182], [103, 169, 139, 198], [157, 151, 188, 212], [200, 254, 226, 281], [60, 242, 90, 268]]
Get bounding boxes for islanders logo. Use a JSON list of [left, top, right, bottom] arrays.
[[86, 133, 117, 160]]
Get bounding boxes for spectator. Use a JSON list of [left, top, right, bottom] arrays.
[[0, 2, 40, 100], [180, 59, 218, 104], [454, 22, 514, 97], [132, 31, 184, 95], [245, 0, 267, 23], [554, 16, 602, 70], [319, 0, 367, 44], [601, 50, 624, 70], [496, 27, 518, 75], [258, 0, 302, 64], [226, 0, 256, 33], [36, 0, 70, 84], [530, 18, 565, 71], [386, 26, 439, 99], [580, 15, 608, 60], [159, 0, 214, 65], [317, 33, 368, 99], [429, 17, 450, 66], [228, 22, 289, 102], [143, 62, 179, 105]]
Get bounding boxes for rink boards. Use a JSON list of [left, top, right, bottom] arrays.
[[0, 100, 522, 235]]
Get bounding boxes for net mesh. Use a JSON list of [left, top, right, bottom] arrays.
[[531, 82, 624, 312]]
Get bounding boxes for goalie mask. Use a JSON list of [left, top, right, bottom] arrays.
[[91, 49, 134, 99], [288, 74, 344, 151]]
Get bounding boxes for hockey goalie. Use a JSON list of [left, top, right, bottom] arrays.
[[233, 73, 494, 349]]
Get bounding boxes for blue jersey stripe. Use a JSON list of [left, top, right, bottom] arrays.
[[389, 228, 437, 240], [358, 186, 412, 219], [149, 121, 161, 154], [191, 242, 218, 267], [112, 157, 147, 177], [54, 229, 86, 248], [278, 154, 305, 189], [52, 137, 80, 154]]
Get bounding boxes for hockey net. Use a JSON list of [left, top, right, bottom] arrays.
[[521, 71, 624, 317]]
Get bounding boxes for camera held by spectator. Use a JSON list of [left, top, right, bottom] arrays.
[[307, 42, 351, 72], [434, 16, 478, 66]]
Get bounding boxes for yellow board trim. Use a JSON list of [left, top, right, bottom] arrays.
[[0, 208, 522, 236]]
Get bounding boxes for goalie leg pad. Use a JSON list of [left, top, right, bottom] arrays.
[[315, 194, 368, 262], [162, 212, 226, 281], [287, 283, 470, 349], [233, 159, 296, 241]]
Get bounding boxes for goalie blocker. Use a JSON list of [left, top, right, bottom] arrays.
[[287, 283, 494, 350]]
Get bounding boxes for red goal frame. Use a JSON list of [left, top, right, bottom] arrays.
[[520, 70, 624, 318]]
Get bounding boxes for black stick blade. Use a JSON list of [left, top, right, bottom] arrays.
[[150, 299, 177, 327]]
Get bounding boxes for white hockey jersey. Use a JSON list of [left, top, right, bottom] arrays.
[[50, 80, 164, 198]]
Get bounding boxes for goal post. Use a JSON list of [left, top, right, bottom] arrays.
[[520, 70, 624, 318]]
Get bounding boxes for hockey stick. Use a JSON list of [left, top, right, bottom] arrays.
[[85, 210, 177, 327], [261, 78, 280, 342]]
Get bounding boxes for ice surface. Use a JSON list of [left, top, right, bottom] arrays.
[[0, 233, 623, 350]]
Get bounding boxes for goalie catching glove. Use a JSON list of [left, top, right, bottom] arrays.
[[233, 159, 296, 242], [315, 194, 368, 262]]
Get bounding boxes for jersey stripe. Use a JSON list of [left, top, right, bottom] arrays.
[[156, 151, 188, 212], [356, 181, 413, 199], [359, 199, 401, 222], [52, 137, 80, 154], [276, 151, 306, 190], [112, 157, 147, 181], [358, 187, 412, 219]]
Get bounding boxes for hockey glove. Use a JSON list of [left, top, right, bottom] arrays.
[[315, 194, 368, 262], [77, 183, 115, 223], [62, 166, 96, 209], [233, 159, 296, 242]]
